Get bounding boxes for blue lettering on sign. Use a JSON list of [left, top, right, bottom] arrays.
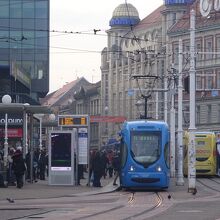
[[164, 0, 194, 5], [110, 18, 140, 26]]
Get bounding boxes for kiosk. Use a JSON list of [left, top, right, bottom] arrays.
[[48, 130, 77, 185]]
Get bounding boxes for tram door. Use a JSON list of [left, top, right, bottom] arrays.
[[217, 133, 220, 176]]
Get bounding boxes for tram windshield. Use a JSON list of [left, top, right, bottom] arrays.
[[131, 131, 160, 166]]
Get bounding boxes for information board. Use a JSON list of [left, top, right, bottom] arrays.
[[58, 115, 88, 127], [78, 128, 88, 164]]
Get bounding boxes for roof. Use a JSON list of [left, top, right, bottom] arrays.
[[74, 81, 101, 99], [0, 103, 51, 114], [112, 3, 139, 18], [168, 1, 220, 35], [134, 5, 165, 30], [110, 3, 140, 27], [41, 77, 86, 107]]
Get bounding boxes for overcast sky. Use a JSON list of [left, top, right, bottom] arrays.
[[49, 0, 163, 93]]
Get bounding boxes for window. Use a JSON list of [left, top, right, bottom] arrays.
[[172, 13, 176, 25], [205, 70, 214, 89], [35, 1, 48, 19], [216, 69, 220, 89], [120, 138, 127, 169], [196, 105, 200, 124], [207, 105, 212, 123], [196, 75, 202, 90], [0, 0, 9, 18], [196, 39, 202, 60], [113, 72, 116, 84], [10, 0, 22, 18], [216, 36, 220, 58], [131, 131, 161, 166], [164, 142, 170, 168], [183, 41, 190, 64], [173, 43, 179, 64], [205, 37, 213, 60], [218, 104, 220, 123], [23, 2, 34, 18]]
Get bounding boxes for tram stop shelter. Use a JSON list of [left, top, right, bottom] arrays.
[[0, 103, 52, 183]]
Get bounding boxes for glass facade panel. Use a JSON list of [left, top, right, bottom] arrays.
[[23, 2, 34, 18], [0, 1, 9, 18], [35, 18, 48, 30], [22, 19, 34, 30], [36, 31, 48, 48], [0, 0, 49, 102], [36, 1, 48, 18], [10, 0, 22, 18]]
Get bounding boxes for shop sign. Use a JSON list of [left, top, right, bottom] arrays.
[[0, 128, 23, 137], [0, 118, 23, 125]]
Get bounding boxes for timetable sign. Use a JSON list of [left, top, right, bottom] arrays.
[[58, 115, 88, 127]]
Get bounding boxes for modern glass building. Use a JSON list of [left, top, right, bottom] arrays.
[[0, 0, 49, 104]]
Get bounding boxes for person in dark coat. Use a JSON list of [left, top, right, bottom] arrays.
[[92, 151, 103, 187], [112, 151, 120, 186], [38, 149, 47, 180], [12, 147, 26, 188], [100, 151, 109, 179]]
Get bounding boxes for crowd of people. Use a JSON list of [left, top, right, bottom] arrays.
[[0, 145, 120, 189], [87, 149, 120, 187], [0, 146, 48, 189]]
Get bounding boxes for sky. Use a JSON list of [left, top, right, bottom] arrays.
[[49, 0, 163, 93]]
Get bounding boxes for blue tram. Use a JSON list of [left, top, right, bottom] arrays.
[[119, 120, 170, 189]]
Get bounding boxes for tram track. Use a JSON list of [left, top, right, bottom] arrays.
[[121, 192, 163, 220], [8, 190, 166, 220], [197, 178, 220, 193], [72, 190, 165, 220]]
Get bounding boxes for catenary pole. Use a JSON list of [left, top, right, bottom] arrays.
[[170, 64, 176, 178], [188, 9, 196, 192], [176, 39, 184, 186]]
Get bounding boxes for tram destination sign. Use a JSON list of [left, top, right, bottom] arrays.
[[58, 115, 88, 127]]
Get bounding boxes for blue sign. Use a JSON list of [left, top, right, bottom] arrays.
[[127, 89, 134, 96], [211, 90, 218, 97], [110, 17, 140, 27], [164, 0, 194, 5]]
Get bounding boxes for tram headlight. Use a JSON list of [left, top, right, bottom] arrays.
[[129, 166, 135, 171], [156, 166, 162, 172]]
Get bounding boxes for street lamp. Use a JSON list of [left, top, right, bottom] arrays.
[[2, 94, 12, 167]]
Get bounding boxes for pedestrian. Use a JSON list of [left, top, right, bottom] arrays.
[[12, 147, 26, 188], [92, 151, 103, 187], [38, 148, 47, 180], [7, 147, 16, 186], [0, 150, 7, 188], [100, 150, 109, 179], [112, 151, 120, 186], [106, 150, 114, 178]]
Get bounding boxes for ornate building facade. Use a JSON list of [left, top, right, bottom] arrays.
[[101, 0, 220, 142]]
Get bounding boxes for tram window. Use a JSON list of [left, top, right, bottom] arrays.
[[197, 141, 205, 146], [120, 139, 127, 168], [131, 131, 160, 164], [164, 142, 170, 168]]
